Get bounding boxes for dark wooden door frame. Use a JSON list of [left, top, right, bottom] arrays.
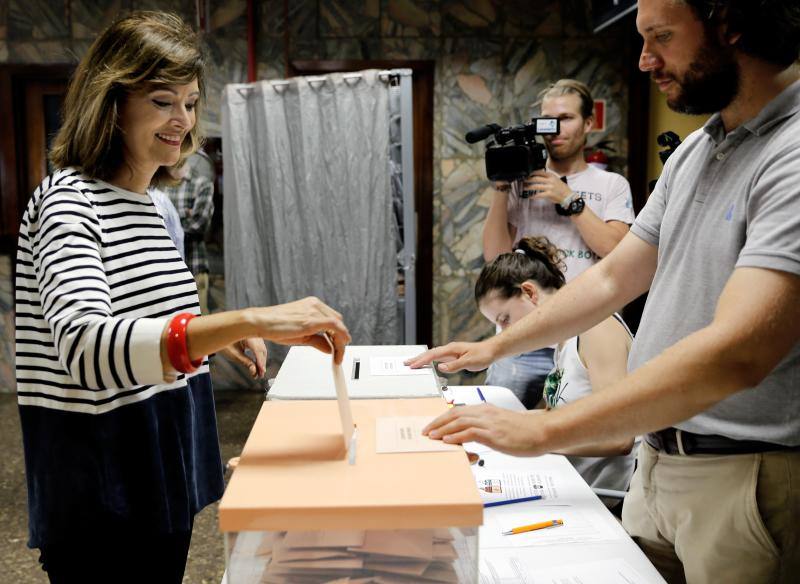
[[625, 27, 651, 213], [0, 64, 73, 250], [288, 59, 435, 348], [24, 81, 66, 202], [622, 26, 652, 334]]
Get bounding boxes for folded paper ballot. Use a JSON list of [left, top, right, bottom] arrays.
[[258, 529, 462, 583], [354, 529, 434, 559]]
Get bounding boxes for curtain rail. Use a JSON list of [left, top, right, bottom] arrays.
[[234, 70, 411, 98]]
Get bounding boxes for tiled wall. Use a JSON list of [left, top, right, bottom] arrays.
[[0, 0, 633, 389]]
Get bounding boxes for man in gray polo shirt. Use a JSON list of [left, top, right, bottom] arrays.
[[411, 0, 800, 581]]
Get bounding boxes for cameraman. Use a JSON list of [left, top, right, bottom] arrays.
[[481, 79, 634, 408]]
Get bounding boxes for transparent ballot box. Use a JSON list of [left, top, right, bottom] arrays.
[[225, 527, 479, 583], [220, 399, 483, 584]]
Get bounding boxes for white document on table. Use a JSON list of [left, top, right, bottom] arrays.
[[375, 416, 461, 453], [480, 556, 647, 584], [370, 356, 432, 376], [474, 468, 564, 505], [325, 333, 354, 448], [481, 504, 622, 549]]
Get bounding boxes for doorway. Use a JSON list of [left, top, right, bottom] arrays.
[[288, 59, 435, 348], [0, 65, 71, 249]]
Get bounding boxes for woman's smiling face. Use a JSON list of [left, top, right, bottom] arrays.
[[117, 80, 199, 173]]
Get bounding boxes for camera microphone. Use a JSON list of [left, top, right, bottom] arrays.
[[465, 124, 501, 144]]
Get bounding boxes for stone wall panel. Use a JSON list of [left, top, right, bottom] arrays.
[[0, 0, 632, 390]]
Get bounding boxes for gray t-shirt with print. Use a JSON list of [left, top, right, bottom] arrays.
[[508, 165, 634, 281], [629, 80, 800, 446]]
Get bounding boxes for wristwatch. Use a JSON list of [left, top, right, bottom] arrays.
[[555, 195, 585, 216]]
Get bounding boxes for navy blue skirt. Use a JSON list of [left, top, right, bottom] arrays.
[[19, 373, 224, 548]]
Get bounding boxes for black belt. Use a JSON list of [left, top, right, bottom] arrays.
[[645, 428, 796, 456]]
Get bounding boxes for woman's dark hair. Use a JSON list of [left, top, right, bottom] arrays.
[[681, 0, 800, 67], [475, 236, 567, 303], [50, 11, 205, 187]]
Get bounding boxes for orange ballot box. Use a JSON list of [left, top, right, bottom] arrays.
[[219, 398, 483, 584]]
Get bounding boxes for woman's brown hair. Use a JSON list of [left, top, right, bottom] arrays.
[[475, 236, 567, 303], [49, 11, 205, 187]]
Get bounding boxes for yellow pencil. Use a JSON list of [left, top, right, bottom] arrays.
[[502, 519, 564, 535]]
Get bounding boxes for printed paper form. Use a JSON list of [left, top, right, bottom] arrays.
[[370, 356, 433, 376], [480, 557, 648, 584], [481, 504, 621, 549], [375, 416, 461, 453], [474, 468, 564, 505]]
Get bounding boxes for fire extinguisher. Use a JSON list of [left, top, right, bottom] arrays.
[[585, 149, 609, 170]]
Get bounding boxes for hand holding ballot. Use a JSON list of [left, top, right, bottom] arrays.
[[248, 296, 351, 364], [422, 403, 549, 456], [165, 296, 351, 376]]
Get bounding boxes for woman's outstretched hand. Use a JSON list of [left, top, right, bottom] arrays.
[[174, 297, 352, 378], [252, 296, 351, 364]]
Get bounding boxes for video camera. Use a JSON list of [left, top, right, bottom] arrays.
[[656, 131, 681, 164], [465, 118, 560, 196], [649, 131, 682, 193]]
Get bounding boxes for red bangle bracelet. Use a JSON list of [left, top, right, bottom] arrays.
[[166, 312, 202, 374]]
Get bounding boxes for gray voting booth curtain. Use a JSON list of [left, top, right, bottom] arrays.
[[222, 70, 400, 353]]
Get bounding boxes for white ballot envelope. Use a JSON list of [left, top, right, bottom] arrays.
[[325, 333, 355, 451]]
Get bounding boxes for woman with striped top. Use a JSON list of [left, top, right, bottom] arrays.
[[472, 236, 637, 503], [16, 12, 350, 583]]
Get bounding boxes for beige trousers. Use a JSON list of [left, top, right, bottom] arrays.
[[622, 441, 800, 584], [195, 272, 209, 315]]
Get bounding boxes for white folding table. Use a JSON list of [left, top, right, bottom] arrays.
[[447, 386, 666, 583]]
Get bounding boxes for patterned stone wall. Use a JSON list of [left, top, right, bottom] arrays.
[[0, 0, 633, 388]]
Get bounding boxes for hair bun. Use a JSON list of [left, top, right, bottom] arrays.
[[476, 235, 567, 303], [514, 236, 567, 274]]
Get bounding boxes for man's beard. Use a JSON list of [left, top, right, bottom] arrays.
[[664, 35, 740, 114]]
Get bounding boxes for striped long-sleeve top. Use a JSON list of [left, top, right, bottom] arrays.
[[16, 168, 224, 547]]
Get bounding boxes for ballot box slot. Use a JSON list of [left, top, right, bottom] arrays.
[[352, 358, 361, 380]]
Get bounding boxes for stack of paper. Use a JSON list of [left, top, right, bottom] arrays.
[[256, 528, 462, 583]]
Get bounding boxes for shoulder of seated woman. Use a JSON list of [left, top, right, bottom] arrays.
[[577, 317, 628, 359]]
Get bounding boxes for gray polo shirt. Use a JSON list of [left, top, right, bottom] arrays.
[[629, 79, 800, 446]]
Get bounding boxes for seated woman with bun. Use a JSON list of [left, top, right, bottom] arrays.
[[474, 236, 638, 502]]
